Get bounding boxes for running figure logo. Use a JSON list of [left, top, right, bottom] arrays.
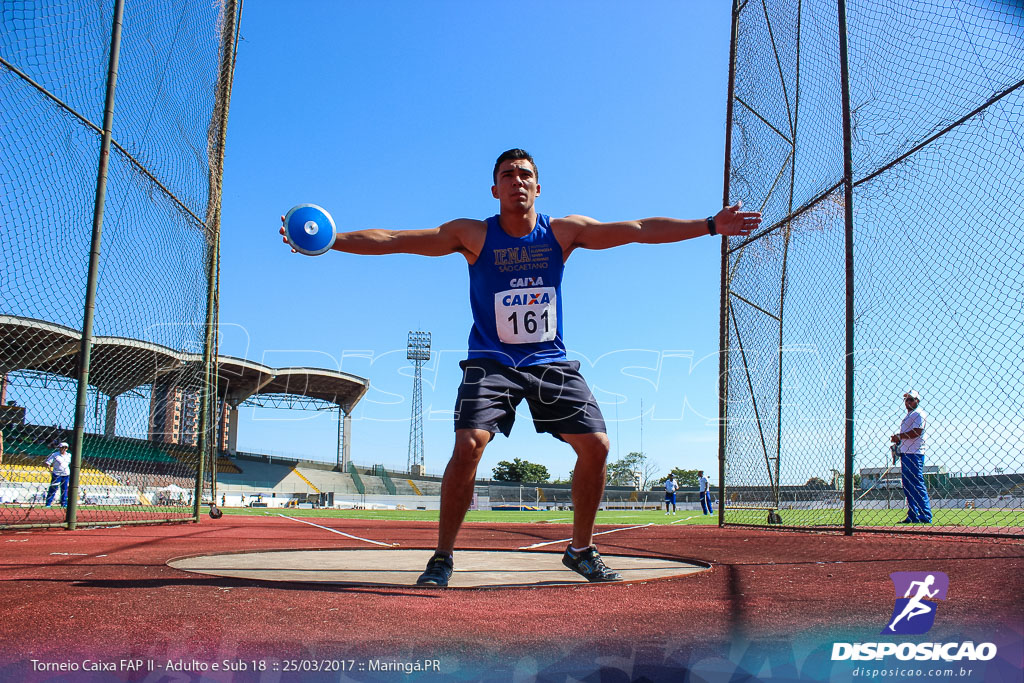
[[883, 571, 949, 635]]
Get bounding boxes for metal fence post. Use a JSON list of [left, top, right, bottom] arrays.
[[68, 0, 126, 530], [719, 0, 742, 528], [838, 0, 856, 536]]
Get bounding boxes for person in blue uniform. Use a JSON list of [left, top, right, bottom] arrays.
[[44, 442, 71, 508], [698, 470, 713, 515], [664, 473, 680, 515], [891, 390, 931, 524], [281, 149, 761, 586]]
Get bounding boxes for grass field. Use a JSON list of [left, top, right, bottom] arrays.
[[723, 506, 1024, 528], [4, 504, 1018, 530], [216, 506, 718, 525], [214, 505, 1022, 528]]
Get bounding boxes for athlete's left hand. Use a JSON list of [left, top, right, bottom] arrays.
[[715, 201, 762, 237]]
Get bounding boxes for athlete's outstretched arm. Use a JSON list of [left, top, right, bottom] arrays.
[[279, 218, 484, 259], [553, 202, 761, 256]]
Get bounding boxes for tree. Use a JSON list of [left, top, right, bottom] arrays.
[[606, 452, 660, 488], [551, 470, 573, 485], [492, 458, 550, 483], [606, 453, 639, 486], [829, 470, 862, 490], [655, 468, 700, 488], [805, 476, 829, 488]]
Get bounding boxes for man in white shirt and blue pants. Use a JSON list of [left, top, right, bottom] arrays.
[[664, 474, 680, 515], [891, 390, 931, 524], [44, 441, 72, 508], [699, 471, 713, 515]]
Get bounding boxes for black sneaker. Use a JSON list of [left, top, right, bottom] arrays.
[[416, 553, 453, 587], [561, 545, 623, 582]]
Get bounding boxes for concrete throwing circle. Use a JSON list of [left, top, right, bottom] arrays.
[[168, 549, 708, 588]]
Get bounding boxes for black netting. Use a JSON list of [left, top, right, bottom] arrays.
[[1, 0, 238, 528], [723, 0, 1023, 535]]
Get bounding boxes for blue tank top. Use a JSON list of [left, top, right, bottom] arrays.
[[467, 214, 566, 367]]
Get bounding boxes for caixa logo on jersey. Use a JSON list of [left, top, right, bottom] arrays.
[[831, 572, 998, 662], [884, 571, 948, 635]]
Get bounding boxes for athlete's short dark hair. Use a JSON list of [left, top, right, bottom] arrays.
[[493, 148, 538, 184]]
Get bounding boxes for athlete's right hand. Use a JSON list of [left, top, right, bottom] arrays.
[[279, 216, 297, 253], [715, 201, 762, 237]]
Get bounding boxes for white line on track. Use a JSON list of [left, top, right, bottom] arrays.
[[517, 523, 654, 550], [278, 514, 399, 547], [671, 515, 701, 524]]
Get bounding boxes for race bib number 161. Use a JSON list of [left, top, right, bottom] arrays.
[[494, 287, 557, 344]]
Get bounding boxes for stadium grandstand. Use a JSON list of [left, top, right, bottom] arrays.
[[0, 420, 239, 507], [205, 451, 681, 513], [0, 315, 368, 522]]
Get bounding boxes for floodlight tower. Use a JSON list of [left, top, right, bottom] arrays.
[[406, 331, 431, 474]]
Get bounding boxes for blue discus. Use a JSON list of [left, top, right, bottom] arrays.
[[283, 203, 337, 256]]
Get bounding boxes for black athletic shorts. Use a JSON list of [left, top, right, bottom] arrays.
[[453, 357, 607, 439]]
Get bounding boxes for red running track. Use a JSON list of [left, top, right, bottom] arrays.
[[1, 515, 1022, 682]]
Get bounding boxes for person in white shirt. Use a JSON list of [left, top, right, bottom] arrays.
[[890, 390, 931, 524], [698, 471, 713, 515], [664, 473, 680, 515], [44, 441, 72, 508]]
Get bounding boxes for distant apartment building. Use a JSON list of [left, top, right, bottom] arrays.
[[149, 379, 230, 450]]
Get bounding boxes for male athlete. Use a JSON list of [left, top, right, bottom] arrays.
[[281, 149, 761, 586]]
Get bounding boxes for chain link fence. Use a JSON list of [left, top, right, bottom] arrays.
[[721, 0, 1023, 536], [1, 0, 239, 528]]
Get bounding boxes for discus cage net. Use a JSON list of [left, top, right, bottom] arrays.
[[0, 0, 240, 528], [720, 0, 1023, 536]]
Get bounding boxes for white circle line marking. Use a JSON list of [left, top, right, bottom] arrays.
[[517, 523, 654, 550], [278, 514, 399, 547]]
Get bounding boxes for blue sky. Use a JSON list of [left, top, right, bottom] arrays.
[[218, 1, 735, 482]]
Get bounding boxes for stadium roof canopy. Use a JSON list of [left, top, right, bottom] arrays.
[[0, 315, 368, 410], [216, 358, 368, 409]]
